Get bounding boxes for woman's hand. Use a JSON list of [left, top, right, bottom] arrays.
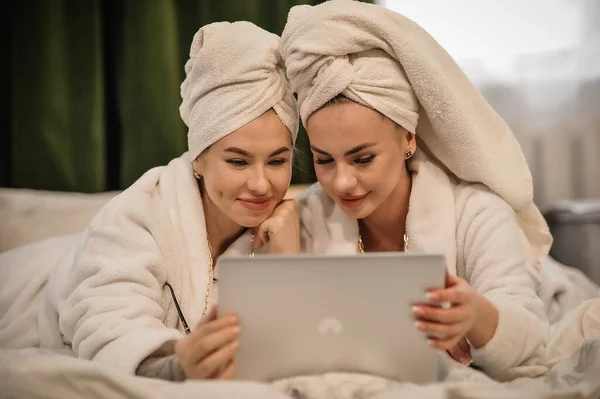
[[412, 271, 477, 358], [174, 307, 239, 379], [412, 270, 499, 363], [447, 337, 472, 365], [253, 198, 300, 254]]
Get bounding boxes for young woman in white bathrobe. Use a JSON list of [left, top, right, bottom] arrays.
[[280, 1, 553, 381], [0, 21, 300, 381]]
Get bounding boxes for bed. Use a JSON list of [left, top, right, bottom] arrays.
[[1, 187, 599, 399]]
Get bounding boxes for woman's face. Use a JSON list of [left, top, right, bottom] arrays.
[[306, 101, 415, 219], [194, 110, 293, 228]]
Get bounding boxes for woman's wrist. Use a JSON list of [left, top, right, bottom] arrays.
[[137, 340, 187, 381], [466, 293, 499, 349], [269, 235, 300, 254]]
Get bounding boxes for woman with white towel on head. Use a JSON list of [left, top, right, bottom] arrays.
[[280, 0, 552, 381], [0, 21, 299, 381]]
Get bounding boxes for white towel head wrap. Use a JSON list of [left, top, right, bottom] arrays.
[[281, 0, 552, 264], [181, 21, 299, 161]]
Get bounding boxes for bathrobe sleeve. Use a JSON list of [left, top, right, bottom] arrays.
[[56, 193, 183, 375], [455, 184, 549, 381]]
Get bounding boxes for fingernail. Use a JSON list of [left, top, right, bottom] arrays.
[[232, 326, 241, 334], [427, 339, 436, 346], [415, 321, 425, 330], [232, 340, 240, 348], [460, 357, 472, 365], [412, 306, 423, 315], [427, 292, 438, 300]]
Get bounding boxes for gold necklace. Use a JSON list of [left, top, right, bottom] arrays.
[[357, 233, 409, 253], [202, 232, 255, 319]]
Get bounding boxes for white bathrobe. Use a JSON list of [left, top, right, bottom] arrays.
[[297, 151, 550, 382], [0, 154, 255, 374]]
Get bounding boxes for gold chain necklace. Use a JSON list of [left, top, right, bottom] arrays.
[[202, 232, 255, 319], [357, 233, 409, 253]]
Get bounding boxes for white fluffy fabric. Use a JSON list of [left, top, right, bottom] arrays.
[[280, 0, 552, 278], [181, 21, 299, 160]]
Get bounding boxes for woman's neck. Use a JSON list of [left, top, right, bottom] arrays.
[[201, 194, 245, 259], [359, 170, 412, 252]]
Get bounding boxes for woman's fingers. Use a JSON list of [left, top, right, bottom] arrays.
[[193, 313, 238, 339], [252, 224, 270, 250], [427, 286, 470, 305], [447, 343, 466, 362], [426, 335, 463, 351], [446, 338, 472, 365], [412, 304, 469, 324], [192, 340, 239, 378], [216, 359, 237, 380], [444, 270, 462, 288], [254, 199, 300, 255], [417, 273, 477, 357], [457, 337, 471, 356], [190, 324, 240, 361], [415, 319, 468, 338], [176, 310, 241, 379]]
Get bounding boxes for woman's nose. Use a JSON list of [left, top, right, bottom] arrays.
[[333, 165, 358, 194], [247, 169, 269, 195]]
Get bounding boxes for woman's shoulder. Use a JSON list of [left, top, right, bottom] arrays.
[[91, 175, 159, 225], [84, 163, 176, 236], [93, 155, 190, 225]]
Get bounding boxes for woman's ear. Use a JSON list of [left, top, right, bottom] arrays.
[[397, 126, 416, 153], [406, 131, 417, 153], [192, 156, 203, 178]]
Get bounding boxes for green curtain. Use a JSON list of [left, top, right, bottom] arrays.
[[9, 0, 105, 192], [6, 0, 371, 192]]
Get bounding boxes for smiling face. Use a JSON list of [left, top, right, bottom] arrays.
[[306, 99, 416, 219], [193, 109, 293, 228]]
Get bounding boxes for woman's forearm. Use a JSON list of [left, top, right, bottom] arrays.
[[136, 353, 187, 381], [466, 294, 499, 349], [135, 340, 187, 381]]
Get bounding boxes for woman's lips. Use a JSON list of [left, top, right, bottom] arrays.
[[238, 198, 272, 211], [338, 193, 369, 208]]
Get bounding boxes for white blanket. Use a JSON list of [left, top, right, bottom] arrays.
[[539, 257, 600, 324], [1, 299, 599, 399], [0, 154, 254, 374]]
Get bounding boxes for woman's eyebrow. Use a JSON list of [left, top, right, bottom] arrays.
[[310, 145, 330, 156], [269, 146, 291, 157], [224, 147, 252, 157], [310, 143, 376, 157], [344, 143, 376, 156]]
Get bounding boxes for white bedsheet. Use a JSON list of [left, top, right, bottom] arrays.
[[1, 299, 599, 399]]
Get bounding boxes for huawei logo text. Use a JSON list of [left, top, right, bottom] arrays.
[[318, 317, 343, 336]]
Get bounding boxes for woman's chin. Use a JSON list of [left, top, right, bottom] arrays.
[[338, 201, 375, 220], [234, 213, 270, 229]]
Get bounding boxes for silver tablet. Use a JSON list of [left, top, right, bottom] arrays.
[[217, 252, 447, 383]]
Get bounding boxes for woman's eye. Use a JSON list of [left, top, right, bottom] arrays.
[[354, 155, 375, 164], [314, 158, 334, 165], [268, 158, 288, 166], [226, 159, 248, 167]]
